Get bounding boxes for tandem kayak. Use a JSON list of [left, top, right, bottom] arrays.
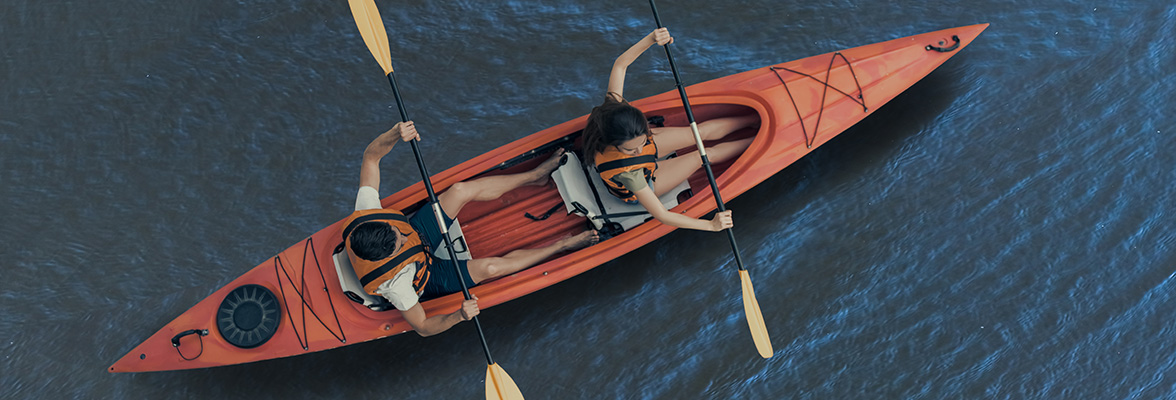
[[110, 24, 988, 373]]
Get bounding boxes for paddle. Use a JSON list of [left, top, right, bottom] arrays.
[[346, 1, 524, 398], [647, 0, 773, 359]]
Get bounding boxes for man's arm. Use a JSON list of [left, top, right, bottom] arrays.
[[399, 296, 480, 337], [359, 121, 419, 190]]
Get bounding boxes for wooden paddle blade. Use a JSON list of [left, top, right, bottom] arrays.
[[347, 0, 393, 75], [740, 269, 773, 358], [486, 363, 524, 400]]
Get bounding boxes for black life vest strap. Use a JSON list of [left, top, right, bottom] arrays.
[[576, 156, 613, 226], [606, 176, 634, 199], [596, 154, 657, 174], [359, 244, 425, 288], [340, 212, 410, 242]]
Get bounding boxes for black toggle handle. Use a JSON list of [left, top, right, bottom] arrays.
[[926, 35, 961, 52], [170, 329, 209, 347]]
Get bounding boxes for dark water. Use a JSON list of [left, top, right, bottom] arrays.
[[3, 0, 1175, 398]]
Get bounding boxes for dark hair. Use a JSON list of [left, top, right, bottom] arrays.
[[348, 221, 399, 261], [582, 93, 650, 160]]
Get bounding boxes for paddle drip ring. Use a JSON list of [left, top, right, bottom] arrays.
[[216, 284, 281, 349]]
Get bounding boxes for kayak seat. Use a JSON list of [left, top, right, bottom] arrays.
[[331, 251, 395, 311], [551, 151, 690, 237], [332, 216, 472, 311]]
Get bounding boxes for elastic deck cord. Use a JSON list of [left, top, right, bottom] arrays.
[[274, 237, 347, 350], [770, 52, 867, 148]]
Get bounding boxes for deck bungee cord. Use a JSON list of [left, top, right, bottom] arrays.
[[274, 238, 347, 350], [770, 52, 867, 149]]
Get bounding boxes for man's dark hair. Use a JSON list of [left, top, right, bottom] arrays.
[[348, 222, 398, 261]]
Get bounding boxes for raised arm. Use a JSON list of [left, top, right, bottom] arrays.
[[358, 121, 420, 190], [633, 186, 731, 232], [607, 28, 674, 98]]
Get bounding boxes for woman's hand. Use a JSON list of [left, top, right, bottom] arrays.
[[709, 210, 733, 231], [651, 27, 674, 46]]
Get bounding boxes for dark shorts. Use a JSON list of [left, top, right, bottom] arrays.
[[408, 203, 476, 301]]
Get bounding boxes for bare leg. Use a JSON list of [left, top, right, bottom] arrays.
[[651, 153, 702, 197], [696, 114, 759, 141], [651, 137, 753, 197], [466, 230, 599, 283], [703, 137, 754, 165], [438, 148, 565, 216], [650, 115, 759, 158]]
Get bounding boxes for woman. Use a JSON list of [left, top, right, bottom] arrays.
[[582, 28, 756, 232]]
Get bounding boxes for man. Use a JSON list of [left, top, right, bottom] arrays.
[[344, 121, 597, 336]]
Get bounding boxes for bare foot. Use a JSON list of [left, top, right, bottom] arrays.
[[556, 230, 599, 251], [526, 148, 566, 186]]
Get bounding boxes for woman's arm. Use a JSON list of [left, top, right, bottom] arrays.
[[633, 186, 732, 232], [607, 28, 674, 98]]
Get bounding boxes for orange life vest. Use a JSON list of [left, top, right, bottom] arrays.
[[341, 209, 430, 295], [594, 136, 658, 203]]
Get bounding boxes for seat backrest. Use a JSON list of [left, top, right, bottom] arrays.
[[552, 152, 605, 227], [332, 250, 394, 311], [551, 152, 690, 233]]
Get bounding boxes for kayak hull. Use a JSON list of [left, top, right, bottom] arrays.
[[110, 23, 988, 373]]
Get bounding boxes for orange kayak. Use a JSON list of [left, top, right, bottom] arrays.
[[110, 23, 988, 373]]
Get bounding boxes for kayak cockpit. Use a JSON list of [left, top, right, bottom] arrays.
[[454, 103, 759, 257], [332, 102, 760, 311]]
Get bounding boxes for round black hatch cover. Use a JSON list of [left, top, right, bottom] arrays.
[[216, 284, 281, 349]]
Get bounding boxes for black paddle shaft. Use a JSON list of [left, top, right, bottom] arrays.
[[648, 0, 747, 271], [385, 70, 497, 366]]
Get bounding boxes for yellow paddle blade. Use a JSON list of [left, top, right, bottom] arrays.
[[486, 363, 524, 400], [740, 269, 773, 358], [347, 0, 393, 75]]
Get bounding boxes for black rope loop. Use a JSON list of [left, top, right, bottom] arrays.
[[170, 329, 208, 361]]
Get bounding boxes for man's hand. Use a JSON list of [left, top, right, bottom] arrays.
[[360, 120, 418, 191], [394, 120, 419, 142], [459, 295, 480, 321]]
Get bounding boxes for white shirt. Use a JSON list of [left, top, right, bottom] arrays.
[[354, 185, 420, 311]]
